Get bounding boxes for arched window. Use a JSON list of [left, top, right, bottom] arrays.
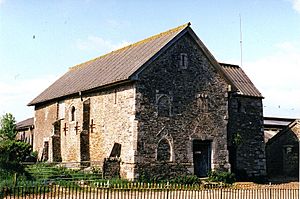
[[71, 106, 76, 121], [157, 138, 171, 161], [157, 95, 171, 117]]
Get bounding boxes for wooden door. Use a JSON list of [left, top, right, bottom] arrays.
[[193, 140, 211, 177]]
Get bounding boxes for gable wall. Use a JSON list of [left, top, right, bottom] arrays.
[[135, 33, 230, 179]]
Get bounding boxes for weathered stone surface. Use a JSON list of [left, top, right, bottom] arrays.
[[32, 30, 266, 181], [33, 84, 137, 179], [134, 33, 230, 178], [227, 95, 266, 179]]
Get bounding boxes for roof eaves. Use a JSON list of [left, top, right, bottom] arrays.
[[28, 79, 134, 106]]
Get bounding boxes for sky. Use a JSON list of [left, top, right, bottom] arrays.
[[0, 0, 300, 122]]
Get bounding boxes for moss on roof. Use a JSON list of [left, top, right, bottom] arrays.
[[69, 23, 191, 72]]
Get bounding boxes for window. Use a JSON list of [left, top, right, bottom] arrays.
[[71, 106, 76, 121], [197, 93, 208, 112], [157, 138, 171, 161], [179, 53, 188, 69], [157, 95, 171, 117]]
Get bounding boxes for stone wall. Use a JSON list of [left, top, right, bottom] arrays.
[[34, 102, 58, 161], [227, 95, 266, 179], [33, 83, 137, 179], [135, 33, 230, 179], [266, 122, 299, 178], [16, 128, 34, 146]]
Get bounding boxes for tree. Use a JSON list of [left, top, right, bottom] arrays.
[[0, 113, 32, 174], [0, 113, 17, 140]]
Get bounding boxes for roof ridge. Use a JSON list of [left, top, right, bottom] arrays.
[[69, 22, 191, 72]]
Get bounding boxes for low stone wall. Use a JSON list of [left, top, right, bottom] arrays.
[[103, 158, 121, 179]]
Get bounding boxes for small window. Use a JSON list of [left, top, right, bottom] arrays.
[[157, 138, 171, 161], [71, 106, 76, 121], [179, 53, 188, 69], [157, 95, 171, 117]]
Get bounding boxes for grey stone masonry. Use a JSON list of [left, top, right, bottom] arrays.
[[134, 33, 230, 179], [227, 95, 266, 179]]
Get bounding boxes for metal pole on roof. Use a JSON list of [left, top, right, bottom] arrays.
[[240, 13, 243, 67]]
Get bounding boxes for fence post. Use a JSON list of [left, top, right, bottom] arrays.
[[106, 180, 110, 199], [166, 182, 169, 199]]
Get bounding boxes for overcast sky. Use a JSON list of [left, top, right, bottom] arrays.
[[0, 0, 299, 121]]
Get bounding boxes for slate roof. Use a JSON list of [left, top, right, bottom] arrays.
[[29, 23, 191, 106], [29, 23, 262, 106], [16, 117, 34, 131], [220, 63, 263, 98]]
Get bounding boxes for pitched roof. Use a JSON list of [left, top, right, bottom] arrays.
[[267, 120, 300, 144], [16, 117, 34, 131], [29, 23, 262, 106], [220, 63, 263, 98], [29, 23, 191, 106]]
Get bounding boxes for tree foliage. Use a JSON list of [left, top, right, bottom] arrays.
[[0, 113, 17, 140], [0, 140, 32, 172], [0, 113, 32, 174]]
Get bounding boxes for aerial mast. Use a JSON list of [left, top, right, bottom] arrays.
[[239, 14, 243, 67]]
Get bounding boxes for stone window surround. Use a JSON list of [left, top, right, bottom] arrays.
[[156, 135, 174, 162], [179, 53, 188, 69], [70, 105, 76, 122], [155, 94, 173, 117]]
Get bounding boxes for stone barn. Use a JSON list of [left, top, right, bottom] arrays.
[[16, 117, 34, 146], [28, 23, 266, 180]]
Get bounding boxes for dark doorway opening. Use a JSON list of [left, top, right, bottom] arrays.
[[41, 141, 49, 161], [80, 99, 90, 167], [193, 140, 211, 177], [52, 120, 62, 162]]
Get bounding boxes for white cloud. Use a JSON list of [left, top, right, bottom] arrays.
[[290, 0, 300, 13], [0, 75, 57, 121], [76, 36, 131, 53], [0, 0, 5, 5], [244, 41, 300, 118]]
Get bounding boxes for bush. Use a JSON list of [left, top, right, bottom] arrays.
[[169, 175, 201, 185], [0, 140, 32, 173], [208, 171, 236, 184]]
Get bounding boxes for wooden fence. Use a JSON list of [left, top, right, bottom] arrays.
[[1, 183, 299, 199]]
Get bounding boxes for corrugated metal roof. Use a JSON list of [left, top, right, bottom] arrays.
[[220, 63, 263, 98], [28, 23, 191, 105]]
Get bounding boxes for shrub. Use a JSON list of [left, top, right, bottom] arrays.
[[169, 175, 201, 185], [208, 171, 236, 184], [0, 140, 32, 173]]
